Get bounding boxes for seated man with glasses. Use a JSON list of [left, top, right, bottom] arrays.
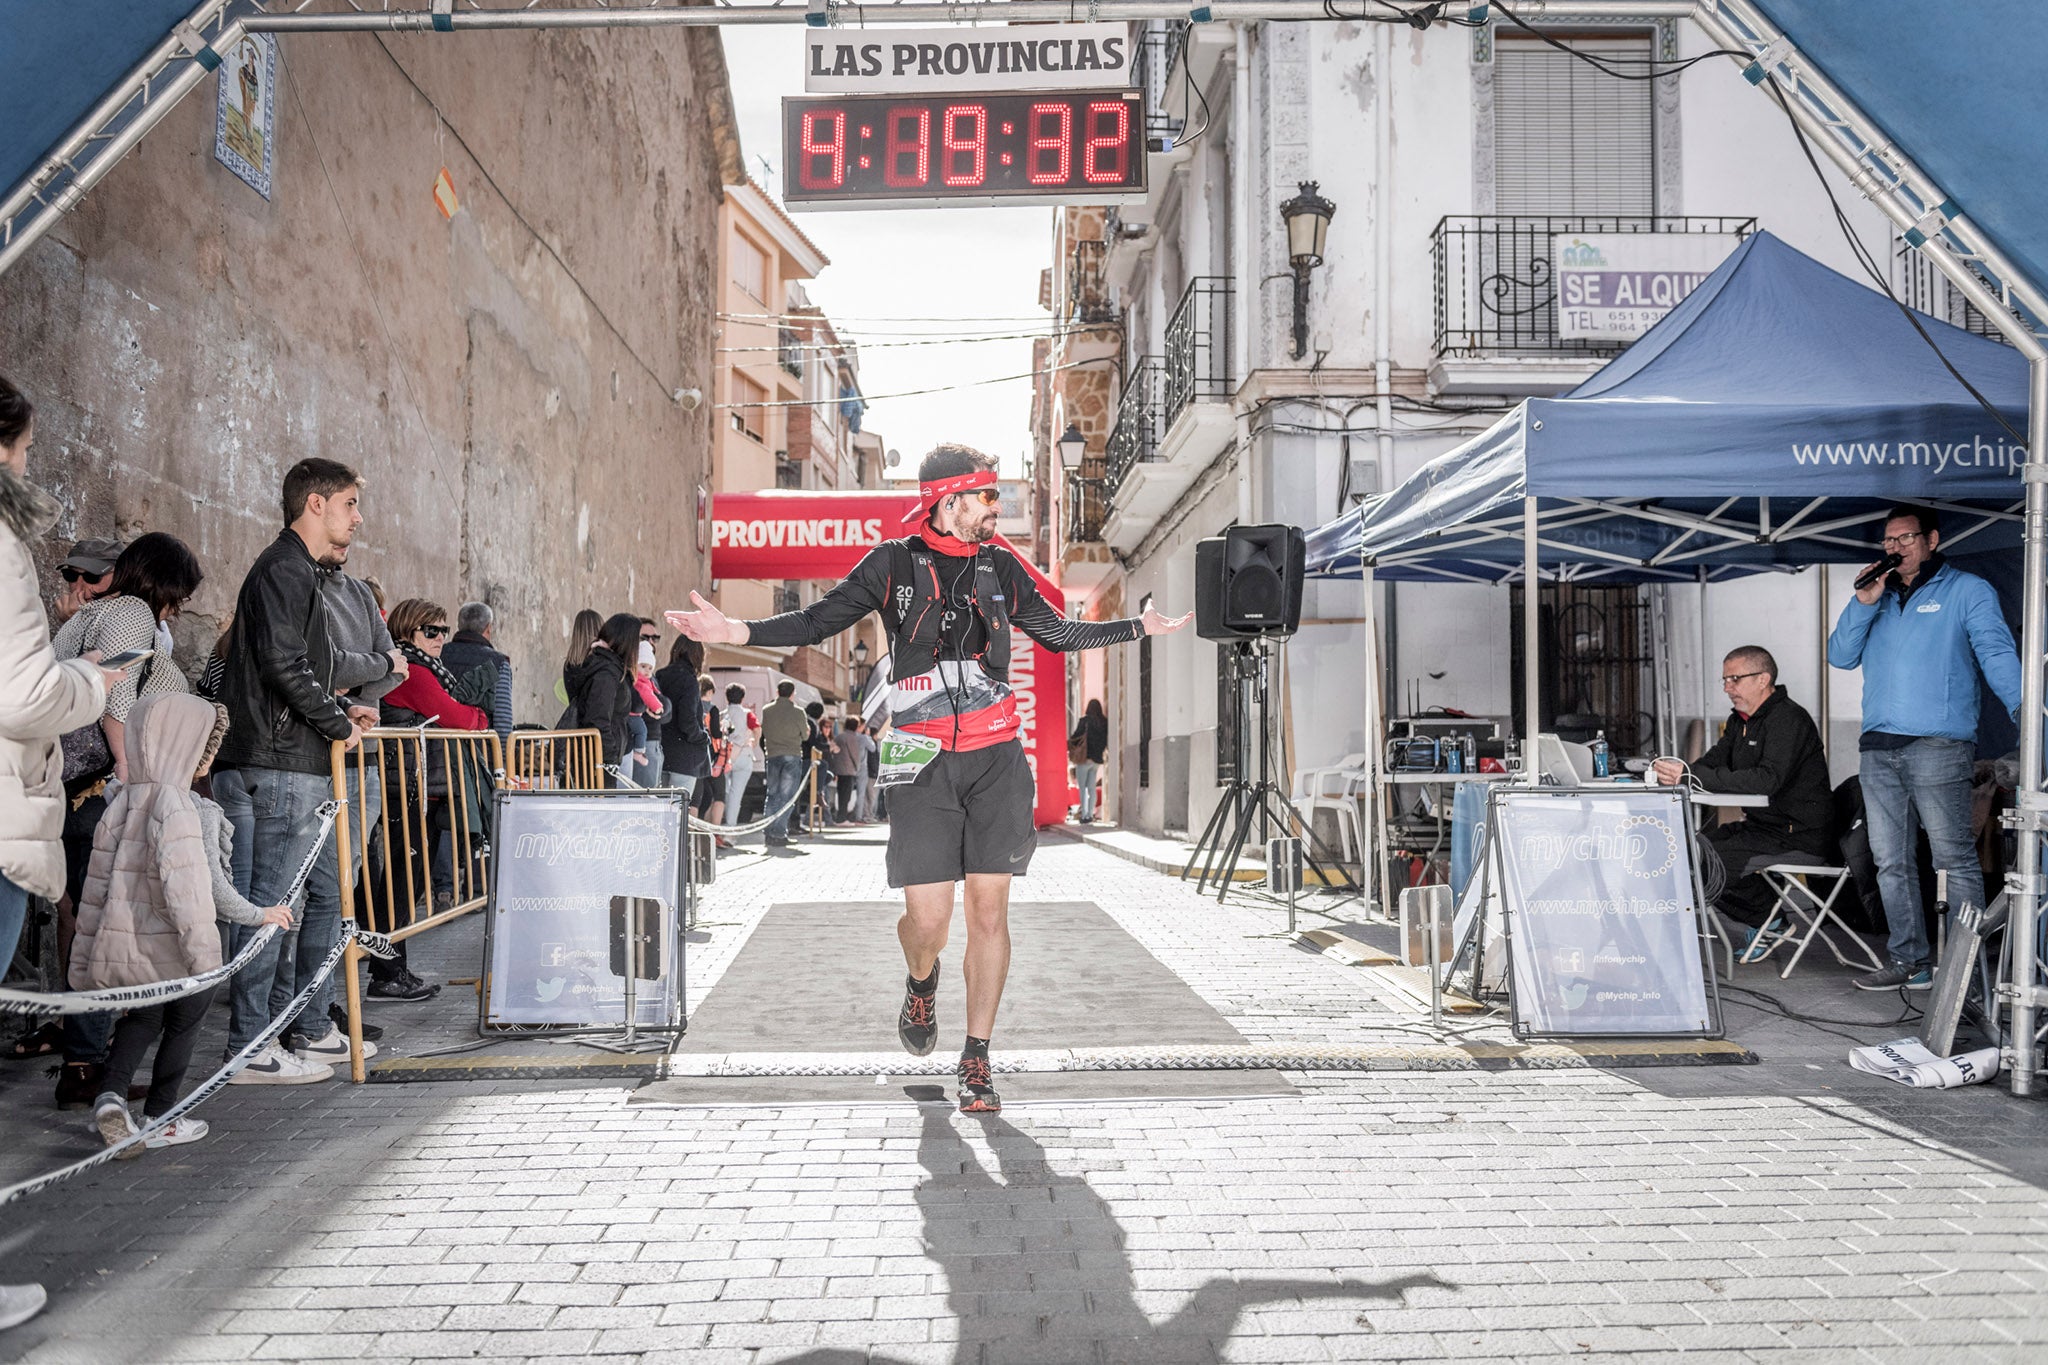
[[1828, 504, 2020, 992], [1650, 645, 1833, 956]]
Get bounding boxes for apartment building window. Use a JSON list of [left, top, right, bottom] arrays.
[[732, 233, 768, 301], [1494, 33, 1655, 215], [731, 370, 767, 442]]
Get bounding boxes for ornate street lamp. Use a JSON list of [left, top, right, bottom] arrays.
[[851, 635, 873, 697], [1057, 422, 1087, 470], [1280, 180, 1336, 360]]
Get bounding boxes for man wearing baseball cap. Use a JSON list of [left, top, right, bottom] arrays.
[[51, 537, 124, 626], [670, 444, 1189, 1112]]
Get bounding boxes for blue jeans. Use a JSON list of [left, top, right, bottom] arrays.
[[0, 870, 27, 968], [1860, 737, 1979, 969], [215, 766, 347, 1051], [763, 754, 804, 842], [638, 737, 664, 788], [1073, 761, 1101, 822]]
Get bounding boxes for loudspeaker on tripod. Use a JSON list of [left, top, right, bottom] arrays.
[[1195, 524, 1306, 641]]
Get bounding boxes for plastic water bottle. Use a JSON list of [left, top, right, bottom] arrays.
[[1591, 730, 1611, 779]]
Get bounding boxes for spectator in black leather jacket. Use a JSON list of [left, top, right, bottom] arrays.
[[212, 458, 387, 1082]]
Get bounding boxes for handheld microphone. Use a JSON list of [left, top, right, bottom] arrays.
[[1854, 552, 1903, 591]]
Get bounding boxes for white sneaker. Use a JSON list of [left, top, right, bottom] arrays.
[[292, 1025, 376, 1064], [226, 1042, 334, 1085], [0, 1283, 47, 1331], [93, 1096, 145, 1160], [143, 1117, 209, 1149]]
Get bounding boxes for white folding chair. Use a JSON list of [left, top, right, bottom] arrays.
[[1291, 753, 1367, 863], [1745, 864, 1885, 979]]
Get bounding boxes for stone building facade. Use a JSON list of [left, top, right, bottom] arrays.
[[0, 27, 740, 724]]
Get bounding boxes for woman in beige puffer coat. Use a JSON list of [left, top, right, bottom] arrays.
[[0, 375, 107, 1334], [0, 384, 107, 936]]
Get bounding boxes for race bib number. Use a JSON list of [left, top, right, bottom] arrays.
[[876, 732, 943, 789]]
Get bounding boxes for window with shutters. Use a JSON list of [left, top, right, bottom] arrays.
[[731, 233, 768, 302], [1494, 34, 1655, 215], [730, 371, 767, 443]]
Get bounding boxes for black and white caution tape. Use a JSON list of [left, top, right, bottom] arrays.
[[604, 761, 820, 837], [0, 919, 394, 1206], [0, 801, 346, 1018]]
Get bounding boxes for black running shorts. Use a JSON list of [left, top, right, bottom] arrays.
[[885, 740, 1037, 888]]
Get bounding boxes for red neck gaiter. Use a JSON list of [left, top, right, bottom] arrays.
[[923, 530, 979, 558]]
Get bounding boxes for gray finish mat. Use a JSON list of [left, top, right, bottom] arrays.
[[648, 900, 1292, 1103]]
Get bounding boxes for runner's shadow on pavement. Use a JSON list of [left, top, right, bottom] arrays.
[[775, 1106, 1447, 1364]]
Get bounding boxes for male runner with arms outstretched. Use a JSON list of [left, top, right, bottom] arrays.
[[668, 446, 1189, 1111]]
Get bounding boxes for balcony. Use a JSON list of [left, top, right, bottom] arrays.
[[1100, 280, 1238, 554], [1164, 275, 1233, 428], [1064, 239, 1119, 328], [1104, 357, 1164, 499], [777, 327, 804, 379], [773, 584, 802, 615], [1431, 215, 1756, 395], [1131, 22, 1185, 144], [1065, 471, 1109, 546]]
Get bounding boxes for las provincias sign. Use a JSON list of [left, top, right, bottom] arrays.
[[804, 23, 1134, 94]]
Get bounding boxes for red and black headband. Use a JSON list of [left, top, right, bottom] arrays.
[[901, 467, 998, 525]]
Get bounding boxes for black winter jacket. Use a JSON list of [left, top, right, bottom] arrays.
[[1693, 685, 1834, 846], [215, 530, 355, 777], [442, 630, 513, 744], [563, 648, 631, 770], [654, 661, 710, 778]]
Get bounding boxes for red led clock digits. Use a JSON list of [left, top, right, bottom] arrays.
[[1027, 102, 1072, 186], [1082, 101, 1130, 185], [798, 108, 845, 190], [884, 105, 931, 188], [941, 104, 988, 187]]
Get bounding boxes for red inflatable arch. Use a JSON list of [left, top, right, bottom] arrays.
[[710, 490, 1069, 828]]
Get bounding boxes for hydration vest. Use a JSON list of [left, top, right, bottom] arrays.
[[885, 538, 1011, 683]]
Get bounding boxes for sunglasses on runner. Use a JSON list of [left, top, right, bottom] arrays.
[[951, 488, 1001, 507]]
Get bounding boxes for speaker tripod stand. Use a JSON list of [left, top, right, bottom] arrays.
[[1181, 640, 1357, 904]]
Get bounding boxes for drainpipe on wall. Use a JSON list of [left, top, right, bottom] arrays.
[[1233, 21, 1254, 529]]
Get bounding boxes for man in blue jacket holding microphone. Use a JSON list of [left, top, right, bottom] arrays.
[[1828, 505, 2022, 991]]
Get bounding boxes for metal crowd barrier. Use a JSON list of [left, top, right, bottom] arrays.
[[504, 727, 604, 792], [331, 726, 509, 1082]]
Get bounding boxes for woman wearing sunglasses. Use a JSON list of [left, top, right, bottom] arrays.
[[362, 599, 497, 1000], [669, 444, 1190, 1114]]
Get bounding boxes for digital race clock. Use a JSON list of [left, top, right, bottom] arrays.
[[781, 90, 1147, 210]]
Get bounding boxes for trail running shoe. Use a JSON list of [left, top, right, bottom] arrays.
[[1855, 961, 1931, 992], [956, 1054, 1001, 1114], [898, 963, 939, 1057]]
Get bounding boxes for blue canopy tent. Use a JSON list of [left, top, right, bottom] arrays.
[[1306, 231, 2030, 587], [1304, 229, 2031, 970]]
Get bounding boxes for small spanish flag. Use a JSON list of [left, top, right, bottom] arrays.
[[432, 166, 460, 219]]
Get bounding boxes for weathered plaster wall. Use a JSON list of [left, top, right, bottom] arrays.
[[0, 26, 736, 723]]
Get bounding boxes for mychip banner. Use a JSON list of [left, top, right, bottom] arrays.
[[483, 791, 687, 1029], [1493, 787, 1719, 1038]]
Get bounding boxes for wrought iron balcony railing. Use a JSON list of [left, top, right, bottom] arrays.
[[1065, 471, 1110, 546], [1064, 239, 1117, 327], [773, 584, 802, 615], [1104, 357, 1165, 498], [1131, 21, 1186, 142], [777, 327, 804, 379], [1432, 215, 1757, 358], [1164, 276, 1234, 425]]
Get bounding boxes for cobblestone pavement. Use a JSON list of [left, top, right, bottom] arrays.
[[2, 828, 2045, 1364]]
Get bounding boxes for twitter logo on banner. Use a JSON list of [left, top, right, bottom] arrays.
[[537, 977, 566, 1002]]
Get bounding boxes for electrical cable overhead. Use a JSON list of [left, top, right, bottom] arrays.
[[718, 354, 1110, 409], [1490, 1, 1748, 78]]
